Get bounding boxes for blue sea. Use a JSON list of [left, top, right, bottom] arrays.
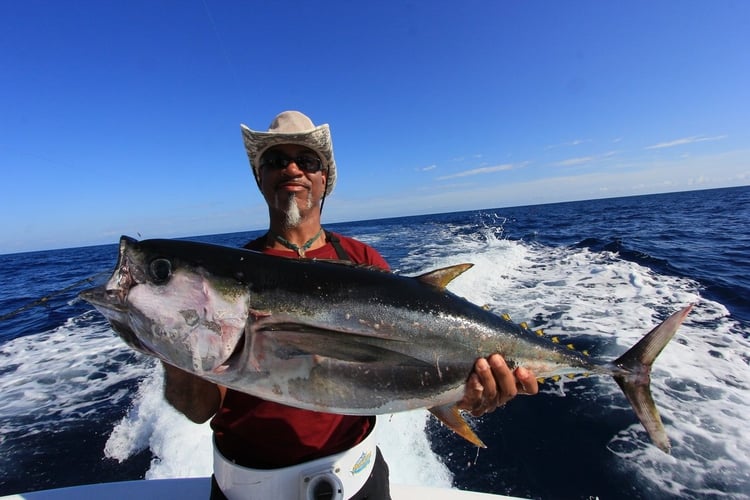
[[1, 186, 749, 499]]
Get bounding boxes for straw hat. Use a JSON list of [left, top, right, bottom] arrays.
[[240, 111, 337, 196]]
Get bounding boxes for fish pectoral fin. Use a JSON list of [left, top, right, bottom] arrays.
[[428, 404, 486, 448], [415, 264, 474, 290], [259, 326, 430, 365], [314, 258, 390, 273]]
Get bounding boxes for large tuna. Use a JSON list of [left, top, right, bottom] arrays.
[[80, 236, 691, 453]]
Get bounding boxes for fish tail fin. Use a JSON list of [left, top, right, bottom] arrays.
[[612, 304, 693, 454], [428, 404, 486, 448]]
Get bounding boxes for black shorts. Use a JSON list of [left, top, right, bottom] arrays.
[[210, 447, 391, 500]]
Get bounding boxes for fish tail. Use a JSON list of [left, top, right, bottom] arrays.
[[611, 304, 693, 453]]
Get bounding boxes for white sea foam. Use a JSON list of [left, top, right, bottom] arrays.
[[105, 367, 215, 478], [378, 411, 453, 487], [0, 311, 145, 436], [103, 365, 213, 478]]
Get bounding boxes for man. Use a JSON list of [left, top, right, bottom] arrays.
[[163, 111, 538, 499]]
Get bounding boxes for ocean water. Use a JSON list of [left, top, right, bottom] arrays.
[[0, 186, 748, 499]]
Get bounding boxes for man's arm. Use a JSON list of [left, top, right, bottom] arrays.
[[162, 362, 225, 423]]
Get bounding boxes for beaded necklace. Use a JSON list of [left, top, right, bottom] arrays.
[[272, 228, 324, 257]]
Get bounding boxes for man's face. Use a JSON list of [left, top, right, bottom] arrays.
[[258, 144, 327, 227]]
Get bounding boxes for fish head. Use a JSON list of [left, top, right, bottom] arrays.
[[80, 236, 250, 374]]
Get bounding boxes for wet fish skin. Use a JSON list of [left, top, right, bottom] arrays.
[[80, 236, 691, 452]]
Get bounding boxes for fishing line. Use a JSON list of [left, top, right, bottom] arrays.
[[0, 271, 109, 322]]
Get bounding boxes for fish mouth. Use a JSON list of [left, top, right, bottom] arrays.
[[79, 286, 128, 312], [79, 235, 138, 311], [79, 286, 158, 357], [78, 237, 152, 356]]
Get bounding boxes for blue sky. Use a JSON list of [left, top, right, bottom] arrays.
[[1, 1, 748, 254]]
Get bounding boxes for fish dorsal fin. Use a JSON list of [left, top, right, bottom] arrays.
[[416, 264, 474, 289]]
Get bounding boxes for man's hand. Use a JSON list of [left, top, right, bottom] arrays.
[[457, 354, 538, 417]]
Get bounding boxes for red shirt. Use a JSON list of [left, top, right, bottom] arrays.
[[211, 231, 390, 468]]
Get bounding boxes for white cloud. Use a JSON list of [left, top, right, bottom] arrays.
[[552, 150, 619, 168], [436, 164, 514, 180], [553, 156, 595, 167], [645, 135, 727, 150], [545, 139, 591, 150]]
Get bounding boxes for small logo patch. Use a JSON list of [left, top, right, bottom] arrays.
[[350, 450, 372, 475]]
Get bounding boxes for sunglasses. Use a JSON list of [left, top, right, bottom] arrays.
[[260, 150, 323, 173]]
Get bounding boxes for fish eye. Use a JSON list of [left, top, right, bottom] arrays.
[[149, 258, 172, 283]]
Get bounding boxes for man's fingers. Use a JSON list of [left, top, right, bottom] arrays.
[[487, 354, 517, 406], [459, 373, 486, 416], [475, 357, 498, 405], [514, 366, 539, 395]]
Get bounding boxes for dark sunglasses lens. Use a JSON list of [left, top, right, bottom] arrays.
[[296, 155, 322, 172], [261, 151, 285, 169], [261, 151, 322, 172]]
